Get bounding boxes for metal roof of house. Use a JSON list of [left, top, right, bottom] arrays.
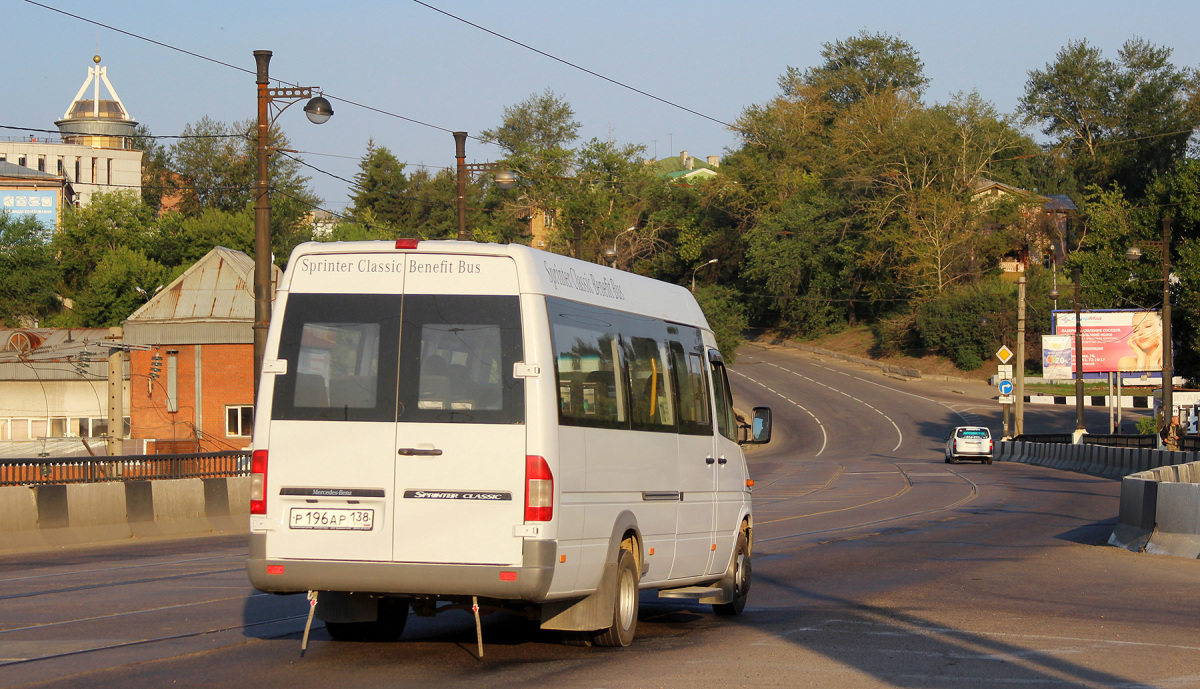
[[124, 246, 280, 345]]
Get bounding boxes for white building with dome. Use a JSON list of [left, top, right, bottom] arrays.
[[0, 55, 143, 229]]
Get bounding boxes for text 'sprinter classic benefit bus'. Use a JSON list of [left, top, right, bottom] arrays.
[[246, 239, 771, 647]]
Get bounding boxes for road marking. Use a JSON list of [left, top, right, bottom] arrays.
[[733, 370, 827, 457], [766, 362, 904, 452]]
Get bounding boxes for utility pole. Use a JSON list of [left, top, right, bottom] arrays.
[[1073, 267, 1086, 441], [106, 327, 123, 457], [1015, 276, 1026, 437], [1161, 217, 1173, 430]]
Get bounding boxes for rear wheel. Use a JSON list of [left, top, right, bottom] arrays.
[[593, 548, 639, 647], [325, 597, 409, 642], [713, 532, 751, 616]]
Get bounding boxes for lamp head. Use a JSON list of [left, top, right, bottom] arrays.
[[494, 169, 518, 190], [304, 96, 334, 124]]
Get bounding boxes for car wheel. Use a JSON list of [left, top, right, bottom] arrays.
[[713, 532, 751, 617], [593, 548, 639, 647]]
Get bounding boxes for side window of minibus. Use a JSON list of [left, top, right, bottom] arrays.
[[710, 357, 737, 441], [668, 340, 712, 435]]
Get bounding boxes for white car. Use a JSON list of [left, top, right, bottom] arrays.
[[945, 426, 993, 464]]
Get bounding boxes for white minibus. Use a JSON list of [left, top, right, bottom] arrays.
[[246, 239, 771, 647]]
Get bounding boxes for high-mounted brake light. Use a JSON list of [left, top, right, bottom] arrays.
[[524, 455, 553, 522], [395, 238, 420, 249], [250, 450, 268, 515]]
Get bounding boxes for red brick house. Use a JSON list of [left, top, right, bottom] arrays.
[[123, 246, 280, 453]]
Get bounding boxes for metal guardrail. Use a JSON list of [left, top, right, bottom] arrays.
[[1082, 434, 1159, 449], [1011, 433, 1073, 444], [0, 451, 251, 487]]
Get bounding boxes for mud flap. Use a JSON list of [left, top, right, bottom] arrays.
[[539, 561, 618, 631]]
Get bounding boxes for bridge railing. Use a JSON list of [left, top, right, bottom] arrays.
[[0, 451, 251, 487]]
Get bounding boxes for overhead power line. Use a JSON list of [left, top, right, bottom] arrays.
[[411, 0, 733, 129]]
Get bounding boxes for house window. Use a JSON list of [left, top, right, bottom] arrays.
[[106, 158, 112, 184], [226, 405, 254, 437], [18, 155, 27, 167], [74, 158, 80, 182], [57, 158, 64, 176], [37, 156, 45, 173]]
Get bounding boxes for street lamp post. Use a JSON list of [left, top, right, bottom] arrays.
[[452, 131, 517, 242], [691, 258, 718, 292], [253, 50, 332, 395]]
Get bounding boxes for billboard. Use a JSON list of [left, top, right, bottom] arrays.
[[1048, 309, 1163, 375], [0, 190, 58, 230]]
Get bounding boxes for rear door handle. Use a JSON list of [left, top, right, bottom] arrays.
[[717, 456, 728, 465], [398, 448, 443, 456], [705, 456, 716, 465]]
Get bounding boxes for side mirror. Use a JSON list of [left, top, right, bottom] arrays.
[[742, 406, 772, 445]]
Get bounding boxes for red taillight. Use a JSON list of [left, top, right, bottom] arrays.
[[395, 238, 420, 249], [250, 449, 268, 515], [524, 455, 553, 522]]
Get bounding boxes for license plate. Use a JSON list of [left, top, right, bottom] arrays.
[[289, 507, 374, 531]]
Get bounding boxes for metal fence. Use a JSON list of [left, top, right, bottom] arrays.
[[1011, 433, 1073, 444], [0, 451, 251, 487], [1082, 434, 1159, 449]]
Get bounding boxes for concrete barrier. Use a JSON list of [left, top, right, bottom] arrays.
[[0, 476, 250, 554], [1106, 461, 1200, 559]]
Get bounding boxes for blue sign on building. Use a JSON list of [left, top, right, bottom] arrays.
[[0, 190, 58, 230]]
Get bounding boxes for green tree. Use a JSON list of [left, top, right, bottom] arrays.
[[1020, 38, 1200, 198], [168, 117, 320, 263], [483, 89, 581, 236], [54, 190, 157, 294], [0, 213, 60, 326], [147, 208, 255, 267], [784, 30, 929, 108], [131, 124, 173, 213], [72, 247, 171, 327], [348, 140, 415, 230]]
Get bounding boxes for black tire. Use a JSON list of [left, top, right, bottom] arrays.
[[325, 597, 409, 642], [713, 532, 751, 616], [985, 458, 993, 465], [593, 548, 639, 647], [948, 455, 957, 464], [944, 454, 951, 463]]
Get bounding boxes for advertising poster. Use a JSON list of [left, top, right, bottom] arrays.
[[0, 190, 58, 230], [1052, 310, 1163, 373], [1041, 334, 1073, 380]]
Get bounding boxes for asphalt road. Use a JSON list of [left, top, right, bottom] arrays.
[[1, 342, 1196, 688]]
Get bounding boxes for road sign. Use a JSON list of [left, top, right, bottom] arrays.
[[996, 345, 1014, 364], [997, 364, 1013, 379], [998, 380, 1014, 395], [998, 395, 1015, 404]]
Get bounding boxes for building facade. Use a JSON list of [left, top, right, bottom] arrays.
[[123, 246, 279, 454], [0, 55, 141, 220]]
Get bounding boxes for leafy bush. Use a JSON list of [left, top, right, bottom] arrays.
[[952, 347, 983, 371], [1136, 416, 1159, 435]]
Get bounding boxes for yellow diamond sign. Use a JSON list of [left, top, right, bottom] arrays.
[[995, 345, 1014, 364]]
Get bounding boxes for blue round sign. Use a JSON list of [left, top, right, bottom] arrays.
[[998, 380, 1014, 395]]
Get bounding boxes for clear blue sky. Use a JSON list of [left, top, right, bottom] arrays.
[[6, 0, 1199, 211]]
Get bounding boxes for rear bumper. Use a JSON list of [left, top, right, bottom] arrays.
[[246, 533, 556, 601]]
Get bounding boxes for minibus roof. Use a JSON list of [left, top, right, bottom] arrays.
[[283, 240, 711, 331]]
